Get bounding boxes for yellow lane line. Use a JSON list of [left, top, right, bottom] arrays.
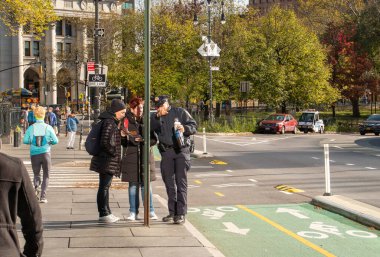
[[215, 192, 224, 197], [237, 205, 336, 257], [194, 180, 202, 184]]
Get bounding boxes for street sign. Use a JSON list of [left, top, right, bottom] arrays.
[[88, 74, 106, 87], [198, 40, 221, 57], [211, 66, 219, 71], [93, 28, 105, 37], [87, 62, 95, 72]]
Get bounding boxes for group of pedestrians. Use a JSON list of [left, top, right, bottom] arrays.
[[90, 97, 197, 224]]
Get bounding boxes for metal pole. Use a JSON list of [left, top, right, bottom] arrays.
[[93, 0, 100, 123], [76, 53, 80, 112], [323, 144, 331, 196], [207, 1, 213, 122], [203, 127, 207, 154], [143, 0, 151, 227]]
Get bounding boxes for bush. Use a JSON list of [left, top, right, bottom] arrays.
[[196, 115, 257, 133]]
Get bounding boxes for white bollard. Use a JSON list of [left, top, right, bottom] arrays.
[[203, 127, 207, 154], [324, 144, 331, 196]]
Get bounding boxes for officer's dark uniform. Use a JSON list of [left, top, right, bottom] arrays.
[[151, 96, 197, 223]]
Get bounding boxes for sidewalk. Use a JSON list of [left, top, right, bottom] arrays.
[[1, 135, 222, 257]]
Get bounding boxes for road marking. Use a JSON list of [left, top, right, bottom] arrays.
[[194, 180, 202, 184], [346, 163, 355, 166], [330, 160, 336, 163], [333, 146, 343, 149], [225, 169, 233, 173], [212, 183, 256, 188], [365, 167, 376, 170], [329, 139, 336, 142], [376, 155, 380, 157], [275, 184, 304, 193], [223, 222, 250, 235], [312, 157, 320, 160], [280, 191, 293, 195], [23, 161, 31, 165], [237, 205, 337, 257], [215, 192, 224, 197], [276, 208, 310, 219], [188, 185, 201, 189], [249, 179, 257, 183], [209, 160, 227, 165]]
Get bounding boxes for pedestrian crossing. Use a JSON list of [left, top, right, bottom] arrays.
[[25, 166, 125, 189]]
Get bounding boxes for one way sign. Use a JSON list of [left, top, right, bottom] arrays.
[[198, 40, 221, 57]]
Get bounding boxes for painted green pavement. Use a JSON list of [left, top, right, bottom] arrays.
[[187, 203, 380, 257]]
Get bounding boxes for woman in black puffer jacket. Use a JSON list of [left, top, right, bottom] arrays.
[[90, 99, 126, 223]]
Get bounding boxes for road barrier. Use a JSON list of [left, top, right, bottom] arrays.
[[203, 127, 207, 154], [324, 144, 332, 196]]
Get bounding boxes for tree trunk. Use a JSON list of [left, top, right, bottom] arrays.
[[215, 102, 221, 118], [331, 103, 336, 118], [351, 98, 360, 117], [281, 101, 286, 113]]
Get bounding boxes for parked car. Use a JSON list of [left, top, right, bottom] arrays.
[[258, 114, 298, 134], [359, 114, 380, 136], [298, 110, 324, 133]]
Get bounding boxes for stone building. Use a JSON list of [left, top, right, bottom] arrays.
[[0, 0, 131, 106]]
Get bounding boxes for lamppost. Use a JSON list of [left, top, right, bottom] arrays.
[[93, 0, 101, 123], [75, 52, 80, 112], [193, 0, 225, 122]]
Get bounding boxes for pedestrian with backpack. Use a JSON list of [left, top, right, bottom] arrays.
[[89, 99, 126, 223], [23, 106, 59, 203]]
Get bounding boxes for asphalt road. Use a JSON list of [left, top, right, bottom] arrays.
[[151, 132, 380, 257], [176, 133, 380, 208]]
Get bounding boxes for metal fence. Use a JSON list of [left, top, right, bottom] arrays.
[[0, 102, 21, 136]]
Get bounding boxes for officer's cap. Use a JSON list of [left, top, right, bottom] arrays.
[[152, 95, 169, 108]]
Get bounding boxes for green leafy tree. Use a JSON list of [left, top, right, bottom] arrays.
[[248, 7, 338, 112], [0, 0, 57, 36]]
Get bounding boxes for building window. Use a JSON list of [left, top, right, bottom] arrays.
[[65, 21, 72, 37], [65, 43, 72, 53], [24, 41, 31, 56], [33, 41, 40, 57], [64, 0, 73, 8], [56, 20, 63, 36], [57, 42, 63, 55]]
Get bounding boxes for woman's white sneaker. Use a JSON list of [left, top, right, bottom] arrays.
[[150, 212, 158, 220], [127, 212, 137, 221], [99, 214, 120, 223]]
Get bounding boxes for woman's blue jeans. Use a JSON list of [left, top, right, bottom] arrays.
[[129, 182, 154, 214]]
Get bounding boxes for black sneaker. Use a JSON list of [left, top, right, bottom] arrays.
[[173, 215, 185, 224], [162, 214, 174, 222]]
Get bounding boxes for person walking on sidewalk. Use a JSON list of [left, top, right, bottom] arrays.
[[120, 97, 158, 221], [23, 106, 59, 204], [0, 152, 44, 257], [151, 96, 197, 224], [54, 107, 62, 136], [66, 112, 79, 150], [90, 99, 126, 223], [27, 104, 36, 126]]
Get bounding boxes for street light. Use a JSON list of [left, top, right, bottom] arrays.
[[193, 0, 226, 122]]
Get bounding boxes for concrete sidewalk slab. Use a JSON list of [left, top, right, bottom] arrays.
[[312, 195, 380, 230]]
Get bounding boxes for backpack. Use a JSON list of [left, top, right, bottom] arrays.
[[85, 120, 103, 155], [31, 124, 48, 147]]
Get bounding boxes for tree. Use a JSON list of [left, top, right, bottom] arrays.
[[0, 0, 57, 36], [248, 7, 338, 112], [323, 23, 375, 117]]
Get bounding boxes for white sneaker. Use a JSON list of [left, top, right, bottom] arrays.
[[39, 198, 48, 204], [99, 214, 120, 223], [150, 212, 158, 220], [127, 212, 137, 221]]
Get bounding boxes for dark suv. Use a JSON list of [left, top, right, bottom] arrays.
[[359, 114, 380, 136]]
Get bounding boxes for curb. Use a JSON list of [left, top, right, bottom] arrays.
[[311, 195, 380, 230]]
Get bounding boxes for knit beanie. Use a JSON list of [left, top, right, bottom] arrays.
[[110, 99, 126, 113]]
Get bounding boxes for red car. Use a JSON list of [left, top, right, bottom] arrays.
[[258, 114, 298, 134]]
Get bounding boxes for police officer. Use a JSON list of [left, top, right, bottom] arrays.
[[151, 96, 197, 224]]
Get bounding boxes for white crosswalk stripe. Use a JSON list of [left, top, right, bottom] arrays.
[[26, 166, 124, 188]]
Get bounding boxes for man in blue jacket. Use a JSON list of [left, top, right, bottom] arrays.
[[66, 112, 79, 150], [24, 106, 59, 203]]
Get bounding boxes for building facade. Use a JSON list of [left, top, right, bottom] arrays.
[[0, 0, 129, 107]]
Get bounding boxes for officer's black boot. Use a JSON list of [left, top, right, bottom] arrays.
[[162, 214, 174, 222], [173, 215, 185, 224]]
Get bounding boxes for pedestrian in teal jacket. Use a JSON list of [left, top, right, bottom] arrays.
[[23, 106, 58, 203]]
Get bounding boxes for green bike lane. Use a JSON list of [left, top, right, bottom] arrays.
[[187, 203, 380, 257]]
